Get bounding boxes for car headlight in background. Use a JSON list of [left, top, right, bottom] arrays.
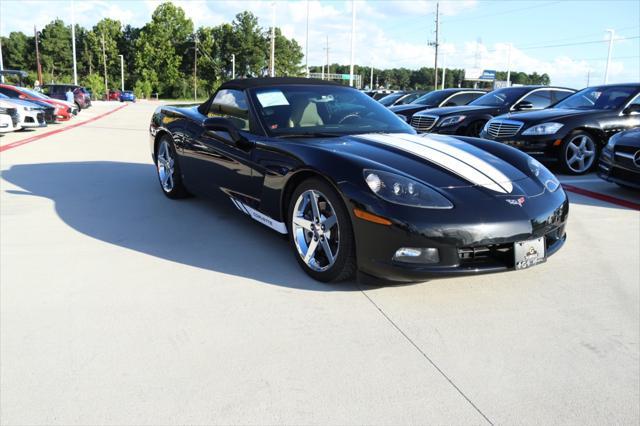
[[605, 133, 619, 150], [482, 120, 492, 133], [528, 158, 560, 192], [437, 115, 466, 127], [364, 169, 453, 209], [522, 122, 564, 136]]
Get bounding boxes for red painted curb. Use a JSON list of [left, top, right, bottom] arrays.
[[0, 103, 129, 153], [563, 184, 640, 211]]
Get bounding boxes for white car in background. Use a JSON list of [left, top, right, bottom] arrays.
[[0, 94, 46, 129], [0, 100, 21, 133]]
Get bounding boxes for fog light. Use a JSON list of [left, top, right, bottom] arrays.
[[393, 247, 440, 264]]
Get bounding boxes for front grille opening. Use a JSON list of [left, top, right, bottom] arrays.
[[458, 243, 514, 267], [411, 115, 437, 132], [487, 121, 523, 138]]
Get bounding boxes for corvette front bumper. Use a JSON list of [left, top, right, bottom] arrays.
[[341, 182, 569, 282]]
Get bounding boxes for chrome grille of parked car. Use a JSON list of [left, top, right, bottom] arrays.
[[487, 120, 523, 138], [411, 115, 438, 132]]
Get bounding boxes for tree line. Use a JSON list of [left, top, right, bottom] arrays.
[[1, 2, 551, 99]]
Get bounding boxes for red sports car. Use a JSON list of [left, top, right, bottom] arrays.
[[0, 84, 74, 121]]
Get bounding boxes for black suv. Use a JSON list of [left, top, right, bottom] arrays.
[[410, 86, 575, 136], [389, 88, 486, 122], [480, 83, 640, 174]]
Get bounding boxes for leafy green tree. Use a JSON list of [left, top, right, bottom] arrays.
[[39, 19, 73, 82], [134, 2, 194, 97], [230, 11, 267, 77], [272, 28, 304, 77], [82, 73, 105, 99], [1, 32, 34, 71]]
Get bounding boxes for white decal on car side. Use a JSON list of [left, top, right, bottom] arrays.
[[229, 197, 288, 234], [358, 133, 512, 194]]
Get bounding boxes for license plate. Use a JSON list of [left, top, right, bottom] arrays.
[[514, 237, 546, 270]]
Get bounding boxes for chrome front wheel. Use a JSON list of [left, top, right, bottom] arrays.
[[157, 140, 175, 192], [292, 189, 340, 272], [562, 132, 597, 174]]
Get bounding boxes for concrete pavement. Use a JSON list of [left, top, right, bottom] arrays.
[[1, 101, 638, 425]]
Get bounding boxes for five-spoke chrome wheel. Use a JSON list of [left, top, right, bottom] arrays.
[[564, 133, 596, 174], [291, 189, 340, 272], [157, 140, 175, 192]]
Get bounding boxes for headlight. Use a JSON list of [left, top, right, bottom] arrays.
[[528, 158, 560, 192], [438, 115, 466, 127], [522, 122, 563, 136], [395, 113, 408, 123], [482, 120, 492, 133], [0, 107, 7, 114], [605, 133, 619, 150], [363, 169, 453, 209]]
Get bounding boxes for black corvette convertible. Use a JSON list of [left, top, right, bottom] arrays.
[[149, 77, 568, 282]]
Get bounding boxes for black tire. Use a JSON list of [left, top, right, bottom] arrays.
[[466, 120, 486, 137], [154, 135, 190, 199], [287, 178, 356, 282], [75, 102, 81, 111], [559, 130, 599, 175]]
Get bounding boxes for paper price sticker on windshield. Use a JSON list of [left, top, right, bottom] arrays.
[[256, 90, 290, 108]]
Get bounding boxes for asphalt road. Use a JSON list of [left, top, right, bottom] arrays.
[[1, 101, 639, 425]]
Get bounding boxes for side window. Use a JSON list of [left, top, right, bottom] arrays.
[[208, 89, 249, 131], [522, 90, 552, 109], [552, 90, 572, 104], [443, 92, 481, 106]]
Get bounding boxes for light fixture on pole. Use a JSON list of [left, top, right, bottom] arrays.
[[232, 54, 236, 79], [119, 54, 124, 91]]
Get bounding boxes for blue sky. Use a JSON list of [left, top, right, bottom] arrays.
[[1, 0, 638, 88]]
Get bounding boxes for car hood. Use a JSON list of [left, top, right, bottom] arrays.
[[389, 104, 433, 114], [415, 105, 500, 117], [498, 108, 601, 123], [311, 132, 531, 194], [3, 99, 45, 109]]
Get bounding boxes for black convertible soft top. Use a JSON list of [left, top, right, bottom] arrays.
[[220, 77, 342, 91]]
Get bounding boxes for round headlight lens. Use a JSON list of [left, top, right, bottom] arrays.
[[363, 170, 453, 209], [522, 122, 564, 136], [528, 158, 560, 192]]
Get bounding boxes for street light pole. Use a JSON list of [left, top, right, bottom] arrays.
[[604, 29, 614, 84], [348, 0, 356, 87], [305, 0, 310, 78], [71, 0, 77, 85], [270, 2, 276, 77], [119, 54, 124, 91], [232, 54, 235, 79]]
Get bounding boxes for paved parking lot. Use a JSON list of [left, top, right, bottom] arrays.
[[1, 101, 638, 425]]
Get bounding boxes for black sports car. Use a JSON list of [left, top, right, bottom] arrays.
[[149, 77, 568, 283], [598, 127, 640, 189], [480, 83, 640, 174], [389, 88, 485, 122], [411, 86, 575, 136]]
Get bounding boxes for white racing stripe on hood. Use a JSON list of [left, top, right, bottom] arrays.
[[359, 133, 513, 193]]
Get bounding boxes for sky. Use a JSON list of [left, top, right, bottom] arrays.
[[0, 0, 638, 88]]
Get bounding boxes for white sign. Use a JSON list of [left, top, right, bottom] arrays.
[[256, 90, 290, 108]]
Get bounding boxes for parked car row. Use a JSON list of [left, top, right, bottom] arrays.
[[107, 89, 137, 102], [378, 83, 640, 175], [0, 83, 89, 133]]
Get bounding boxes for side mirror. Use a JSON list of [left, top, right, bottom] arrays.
[[203, 117, 253, 149], [622, 104, 640, 115], [514, 100, 533, 110]]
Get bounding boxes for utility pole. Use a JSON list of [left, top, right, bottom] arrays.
[[71, 1, 77, 85], [0, 38, 4, 83], [34, 26, 43, 85], [586, 69, 590, 86], [119, 54, 124, 91], [305, 0, 310, 77], [604, 29, 614, 84], [194, 34, 198, 101], [324, 35, 329, 79], [348, 0, 356, 87], [101, 33, 108, 98], [434, 1, 439, 90], [506, 43, 512, 87], [270, 2, 276, 77], [441, 53, 446, 90], [370, 65, 374, 89], [231, 54, 236, 79]]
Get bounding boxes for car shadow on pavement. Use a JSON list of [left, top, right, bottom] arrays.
[[2, 161, 362, 292]]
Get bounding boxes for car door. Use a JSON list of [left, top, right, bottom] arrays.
[[181, 89, 261, 200]]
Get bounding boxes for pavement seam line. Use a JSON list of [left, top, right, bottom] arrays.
[[358, 286, 495, 425]]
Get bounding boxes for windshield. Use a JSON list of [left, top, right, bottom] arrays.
[[250, 85, 414, 137], [470, 87, 530, 107], [17, 87, 50, 100], [378, 93, 404, 106], [554, 86, 638, 110], [411, 90, 449, 106]]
